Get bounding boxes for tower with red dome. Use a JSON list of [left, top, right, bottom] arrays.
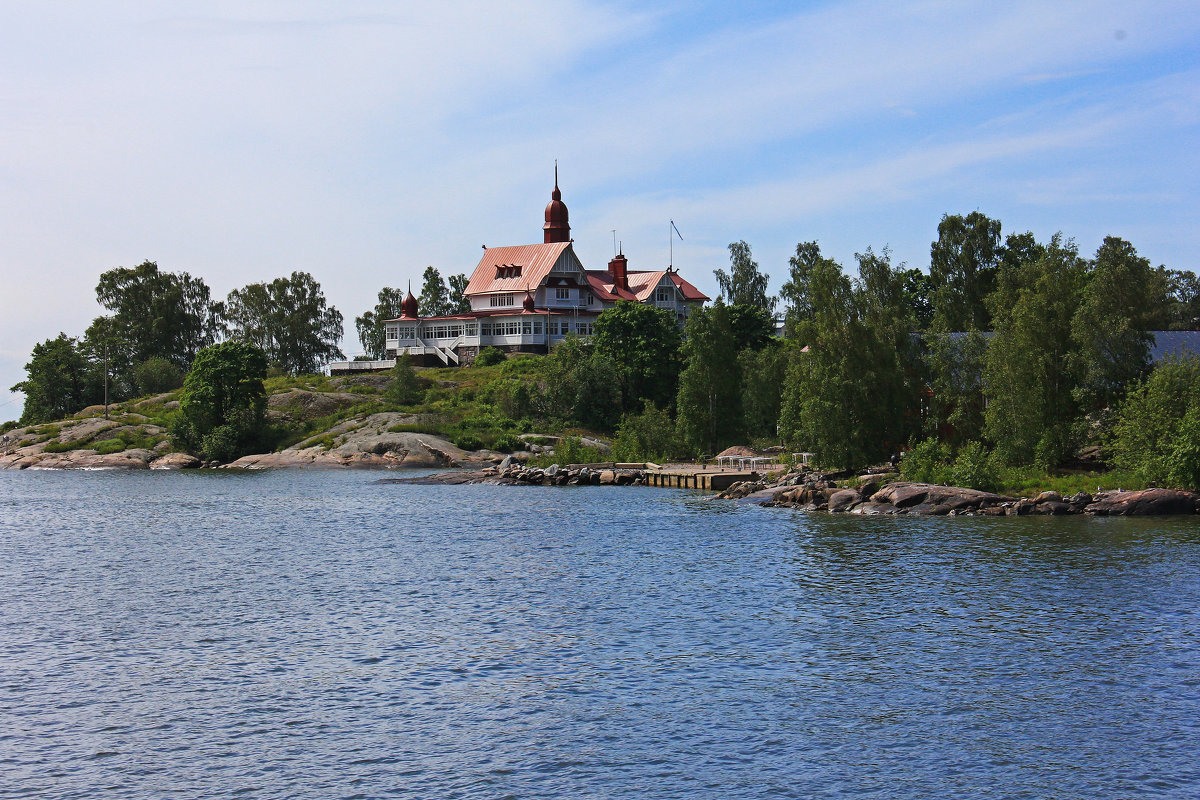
[[542, 165, 570, 244]]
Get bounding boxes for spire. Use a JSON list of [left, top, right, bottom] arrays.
[[543, 163, 570, 243]]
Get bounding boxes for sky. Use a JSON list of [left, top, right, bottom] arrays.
[[3, 0, 1198, 420]]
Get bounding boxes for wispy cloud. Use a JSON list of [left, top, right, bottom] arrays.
[[2, 0, 1198, 407]]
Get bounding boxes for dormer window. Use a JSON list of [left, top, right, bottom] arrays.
[[494, 264, 523, 279]]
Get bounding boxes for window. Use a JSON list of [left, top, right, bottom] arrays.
[[385, 324, 399, 341], [522, 320, 532, 335], [533, 321, 542, 335], [555, 287, 570, 300], [480, 323, 493, 337], [548, 320, 560, 336], [586, 293, 594, 305], [490, 294, 514, 307], [504, 320, 520, 335], [656, 287, 675, 303], [464, 324, 477, 336]]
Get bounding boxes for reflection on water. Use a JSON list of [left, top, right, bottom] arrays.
[[1, 470, 1198, 799]]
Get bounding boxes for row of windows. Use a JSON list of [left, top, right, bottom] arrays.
[[490, 294, 514, 307], [387, 318, 596, 342]]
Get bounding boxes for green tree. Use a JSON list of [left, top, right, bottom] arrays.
[[740, 342, 788, 439], [1068, 236, 1160, 415], [899, 267, 935, 330], [1162, 269, 1200, 330], [1108, 356, 1200, 488], [172, 341, 268, 462], [727, 304, 776, 351], [676, 302, 742, 455], [592, 301, 682, 413], [780, 241, 838, 334], [92, 260, 222, 382], [448, 273, 471, 314], [922, 330, 987, 446], [224, 271, 344, 375], [612, 403, 684, 462], [779, 248, 920, 469], [928, 212, 1003, 331], [132, 357, 184, 395], [11, 334, 101, 423], [983, 234, 1088, 466], [534, 335, 623, 431], [715, 240, 775, 314], [419, 266, 451, 318], [384, 355, 423, 406], [355, 287, 407, 359]]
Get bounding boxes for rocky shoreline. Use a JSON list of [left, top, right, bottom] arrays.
[[395, 461, 1200, 517], [0, 411, 501, 471]]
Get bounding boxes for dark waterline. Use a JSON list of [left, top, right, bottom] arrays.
[[2, 470, 1199, 799]]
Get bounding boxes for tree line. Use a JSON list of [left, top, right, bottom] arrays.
[[355, 266, 471, 359], [483, 212, 1199, 486], [12, 261, 344, 424]]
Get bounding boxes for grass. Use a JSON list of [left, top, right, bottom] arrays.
[[993, 467, 1147, 498]]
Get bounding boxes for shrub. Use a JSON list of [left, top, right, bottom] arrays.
[[452, 433, 484, 452], [611, 403, 685, 462], [948, 441, 1000, 492], [200, 425, 241, 463], [384, 357, 423, 406], [1108, 357, 1200, 488], [1165, 406, 1200, 490], [900, 437, 951, 485], [474, 346, 506, 367], [491, 434, 524, 453], [42, 437, 93, 453], [133, 357, 184, 395], [91, 438, 127, 455]]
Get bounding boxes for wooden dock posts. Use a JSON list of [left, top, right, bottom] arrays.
[[560, 461, 783, 492], [643, 467, 763, 491]]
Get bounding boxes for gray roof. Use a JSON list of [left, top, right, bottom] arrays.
[[1148, 331, 1200, 363], [942, 330, 1200, 364]]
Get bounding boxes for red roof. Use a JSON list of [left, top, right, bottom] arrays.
[[465, 242, 574, 296], [583, 268, 710, 303]]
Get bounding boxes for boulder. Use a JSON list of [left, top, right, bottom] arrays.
[[827, 488, 861, 512], [150, 452, 202, 469], [871, 483, 929, 508], [906, 502, 951, 516], [1085, 488, 1198, 516], [598, 469, 616, 485]]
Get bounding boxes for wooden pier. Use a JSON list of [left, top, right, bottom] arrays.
[[643, 465, 776, 491]]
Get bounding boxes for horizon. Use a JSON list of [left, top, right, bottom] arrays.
[[4, 0, 1198, 419]]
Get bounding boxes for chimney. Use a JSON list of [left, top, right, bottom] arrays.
[[608, 253, 629, 292]]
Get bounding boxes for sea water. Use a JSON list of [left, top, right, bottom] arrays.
[[1, 469, 1199, 799]]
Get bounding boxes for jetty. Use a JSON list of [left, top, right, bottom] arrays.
[[643, 461, 781, 491]]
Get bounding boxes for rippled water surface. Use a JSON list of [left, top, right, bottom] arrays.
[[2, 470, 1200, 799]]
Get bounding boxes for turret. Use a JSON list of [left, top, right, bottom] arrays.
[[542, 166, 570, 244]]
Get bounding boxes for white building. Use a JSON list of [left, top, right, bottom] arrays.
[[372, 176, 708, 367]]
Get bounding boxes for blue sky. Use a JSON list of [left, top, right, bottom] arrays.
[[2, 0, 1198, 419]]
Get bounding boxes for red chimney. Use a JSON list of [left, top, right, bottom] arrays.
[[608, 253, 629, 292]]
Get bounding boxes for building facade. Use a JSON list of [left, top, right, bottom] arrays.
[[379, 177, 708, 366]]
